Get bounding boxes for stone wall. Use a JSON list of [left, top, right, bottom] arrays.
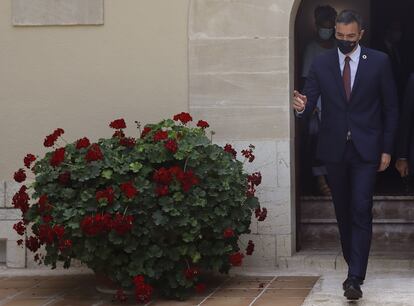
[[0, 181, 26, 268], [189, 0, 299, 267]]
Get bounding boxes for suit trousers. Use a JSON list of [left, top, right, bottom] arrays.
[[325, 141, 379, 280]]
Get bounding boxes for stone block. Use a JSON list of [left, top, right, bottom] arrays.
[[6, 240, 26, 268], [239, 234, 276, 268], [190, 72, 289, 108], [189, 0, 291, 39], [190, 38, 288, 74], [0, 181, 5, 208], [12, 0, 104, 26], [190, 107, 289, 140]]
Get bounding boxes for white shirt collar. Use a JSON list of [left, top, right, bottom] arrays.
[[338, 44, 361, 63]]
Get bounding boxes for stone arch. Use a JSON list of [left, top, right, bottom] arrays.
[[188, 0, 302, 267]]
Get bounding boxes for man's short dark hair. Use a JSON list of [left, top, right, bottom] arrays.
[[336, 10, 364, 30], [314, 5, 337, 25]]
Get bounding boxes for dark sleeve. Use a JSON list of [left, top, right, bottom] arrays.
[[299, 60, 321, 118], [380, 55, 399, 155], [396, 74, 414, 158]]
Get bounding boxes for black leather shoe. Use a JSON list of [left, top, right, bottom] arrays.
[[343, 278, 363, 300], [342, 277, 364, 290]]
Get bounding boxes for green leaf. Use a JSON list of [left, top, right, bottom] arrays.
[[101, 169, 113, 179], [191, 252, 201, 263], [129, 162, 143, 173]]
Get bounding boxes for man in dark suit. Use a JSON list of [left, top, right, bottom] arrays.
[[396, 73, 414, 178], [293, 10, 399, 300]]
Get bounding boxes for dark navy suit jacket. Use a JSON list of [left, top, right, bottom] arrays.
[[301, 46, 399, 163], [396, 73, 414, 173]]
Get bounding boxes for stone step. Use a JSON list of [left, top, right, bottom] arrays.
[[300, 223, 414, 246], [299, 196, 414, 248], [301, 196, 414, 221], [278, 251, 414, 273]]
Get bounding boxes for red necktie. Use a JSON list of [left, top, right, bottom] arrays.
[[343, 56, 351, 101]]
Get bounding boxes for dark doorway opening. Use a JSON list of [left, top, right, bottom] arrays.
[[294, 0, 414, 253]]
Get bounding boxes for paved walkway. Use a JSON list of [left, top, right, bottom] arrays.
[[303, 271, 414, 306], [0, 273, 318, 306]]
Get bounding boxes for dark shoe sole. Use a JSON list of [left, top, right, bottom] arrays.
[[343, 281, 364, 291], [344, 287, 362, 300]]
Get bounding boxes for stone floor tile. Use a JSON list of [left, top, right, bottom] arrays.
[[253, 297, 306, 306], [276, 276, 318, 282], [17, 287, 63, 298], [0, 279, 40, 289], [149, 299, 203, 306], [0, 288, 20, 299], [202, 297, 255, 306], [2, 299, 52, 306], [262, 288, 312, 298], [268, 280, 316, 289], [222, 280, 270, 289], [50, 299, 107, 306], [212, 288, 263, 297]]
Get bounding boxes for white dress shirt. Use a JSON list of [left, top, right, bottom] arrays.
[[338, 44, 361, 89]]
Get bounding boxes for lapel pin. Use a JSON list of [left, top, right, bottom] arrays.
[[362, 54, 367, 60]]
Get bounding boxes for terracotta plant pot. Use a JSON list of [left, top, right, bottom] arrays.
[[95, 272, 133, 295]]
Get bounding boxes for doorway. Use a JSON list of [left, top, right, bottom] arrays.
[[295, 0, 414, 252]]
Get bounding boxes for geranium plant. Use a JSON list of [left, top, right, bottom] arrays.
[[12, 112, 266, 302]]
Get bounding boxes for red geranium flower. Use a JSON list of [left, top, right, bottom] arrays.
[[96, 186, 115, 204], [50, 148, 65, 167], [113, 130, 125, 138], [25, 236, 40, 252], [248, 172, 262, 186], [155, 185, 169, 197], [13, 221, 26, 236], [224, 144, 237, 158], [120, 182, 138, 199], [133, 275, 153, 304], [12, 186, 29, 214], [58, 172, 71, 185], [153, 130, 169, 142], [53, 225, 65, 240], [196, 120, 209, 129], [242, 145, 255, 162], [111, 213, 134, 235], [184, 267, 200, 279], [223, 228, 235, 239], [42, 215, 53, 223], [85, 144, 103, 162], [141, 127, 152, 138], [53, 128, 65, 137], [59, 239, 72, 251], [164, 139, 178, 153], [23, 154, 36, 169], [153, 168, 173, 185], [246, 240, 255, 256], [13, 168, 26, 183], [38, 224, 54, 245], [173, 112, 193, 124], [119, 137, 136, 148], [255, 207, 267, 222], [195, 283, 206, 294], [229, 252, 244, 266], [109, 119, 126, 129], [76, 137, 90, 149]]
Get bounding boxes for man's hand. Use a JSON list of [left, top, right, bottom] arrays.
[[395, 159, 409, 177], [378, 153, 391, 172], [293, 90, 307, 112]]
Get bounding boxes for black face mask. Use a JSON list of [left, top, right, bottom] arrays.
[[336, 39, 358, 54]]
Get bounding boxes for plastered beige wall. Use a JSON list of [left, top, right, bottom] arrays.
[[0, 0, 190, 179]]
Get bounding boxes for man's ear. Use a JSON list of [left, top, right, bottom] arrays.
[[359, 29, 365, 40]]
